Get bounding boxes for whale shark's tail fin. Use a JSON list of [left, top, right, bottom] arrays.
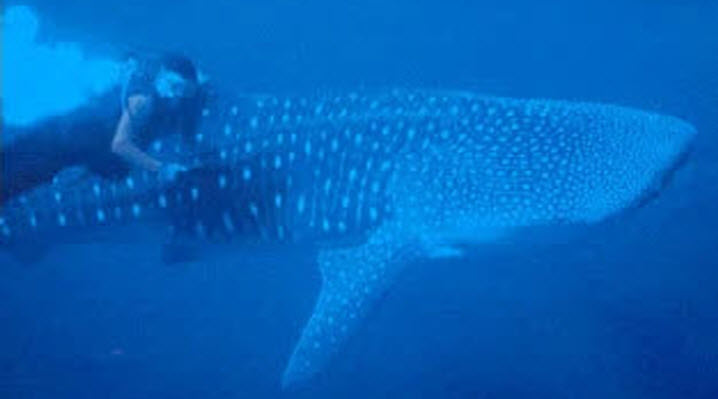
[[281, 224, 423, 388]]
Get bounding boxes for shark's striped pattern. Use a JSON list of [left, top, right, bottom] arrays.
[[0, 90, 696, 387]]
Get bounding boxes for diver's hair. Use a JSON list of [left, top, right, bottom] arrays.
[[160, 53, 198, 83]]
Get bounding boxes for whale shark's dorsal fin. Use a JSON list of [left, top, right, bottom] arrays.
[[281, 223, 423, 387]]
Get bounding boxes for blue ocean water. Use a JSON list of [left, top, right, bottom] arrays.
[[1, 1, 717, 398]]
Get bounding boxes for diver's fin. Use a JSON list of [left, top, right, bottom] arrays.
[[281, 224, 422, 388]]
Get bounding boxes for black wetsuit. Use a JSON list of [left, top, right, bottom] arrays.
[[1, 60, 202, 204]]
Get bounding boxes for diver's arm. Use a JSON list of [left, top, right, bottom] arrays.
[[111, 95, 162, 172]]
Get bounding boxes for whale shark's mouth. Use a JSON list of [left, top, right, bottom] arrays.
[[633, 138, 695, 211]]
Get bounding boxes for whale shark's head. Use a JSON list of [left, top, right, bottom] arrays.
[[567, 104, 696, 222]]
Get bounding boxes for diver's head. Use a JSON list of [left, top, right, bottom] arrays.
[[154, 53, 200, 104]]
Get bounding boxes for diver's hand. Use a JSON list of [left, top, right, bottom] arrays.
[[158, 162, 188, 183]]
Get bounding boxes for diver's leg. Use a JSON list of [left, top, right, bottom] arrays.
[[161, 226, 200, 265]]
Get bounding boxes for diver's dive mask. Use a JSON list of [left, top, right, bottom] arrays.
[[154, 67, 196, 100]]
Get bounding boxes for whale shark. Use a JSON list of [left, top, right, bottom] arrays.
[[0, 90, 696, 387]]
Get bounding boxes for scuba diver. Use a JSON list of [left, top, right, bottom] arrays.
[[1, 52, 207, 205]]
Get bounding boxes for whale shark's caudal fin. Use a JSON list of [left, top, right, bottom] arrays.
[[281, 224, 425, 387]]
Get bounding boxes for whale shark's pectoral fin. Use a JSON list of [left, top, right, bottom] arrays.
[[282, 224, 422, 388]]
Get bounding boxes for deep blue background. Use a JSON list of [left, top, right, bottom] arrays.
[[2, 1, 717, 398]]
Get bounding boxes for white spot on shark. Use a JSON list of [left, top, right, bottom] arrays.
[[222, 211, 235, 233], [368, 207, 378, 221], [297, 195, 306, 214]]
